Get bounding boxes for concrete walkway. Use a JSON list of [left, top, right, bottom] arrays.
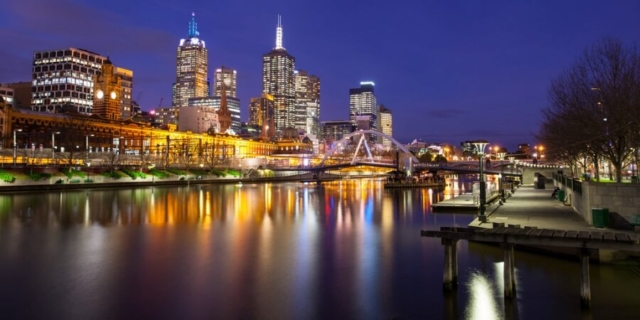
[[470, 184, 632, 234]]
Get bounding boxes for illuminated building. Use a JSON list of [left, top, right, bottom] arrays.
[[321, 120, 354, 143], [349, 81, 377, 131], [115, 67, 134, 118], [172, 13, 208, 112], [262, 15, 296, 135], [378, 104, 392, 147], [214, 66, 237, 98], [294, 70, 320, 136], [248, 94, 275, 140], [188, 96, 240, 133], [0, 86, 15, 108], [31, 47, 106, 114], [93, 59, 122, 120], [177, 105, 219, 134]]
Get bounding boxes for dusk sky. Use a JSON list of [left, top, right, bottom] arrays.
[[2, 0, 640, 150]]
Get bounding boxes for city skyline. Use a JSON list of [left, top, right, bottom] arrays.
[[1, 0, 640, 150]]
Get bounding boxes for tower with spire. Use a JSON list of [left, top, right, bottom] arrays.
[[262, 15, 296, 135], [172, 12, 208, 119]]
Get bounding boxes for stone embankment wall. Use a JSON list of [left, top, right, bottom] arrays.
[[555, 178, 640, 225]]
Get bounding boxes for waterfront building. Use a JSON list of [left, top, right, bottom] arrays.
[[115, 67, 134, 118], [31, 47, 107, 114], [172, 13, 208, 114], [177, 105, 219, 134], [294, 70, 320, 137], [349, 82, 377, 142], [248, 94, 275, 140], [188, 96, 240, 133], [2, 82, 31, 108], [378, 104, 392, 147], [0, 86, 15, 109], [262, 15, 296, 135], [214, 66, 237, 98], [93, 59, 123, 120]]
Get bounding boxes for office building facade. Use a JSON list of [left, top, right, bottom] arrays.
[[214, 66, 237, 98], [248, 94, 275, 140], [172, 13, 208, 111], [294, 70, 320, 136], [31, 47, 106, 114], [262, 15, 296, 134], [349, 81, 377, 131], [378, 104, 393, 147], [188, 96, 240, 133], [115, 67, 134, 118]]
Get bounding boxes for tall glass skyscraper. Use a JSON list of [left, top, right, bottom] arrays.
[[294, 70, 320, 136], [214, 66, 237, 98], [378, 104, 393, 147], [172, 13, 208, 112], [349, 81, 377, 143], [262, 15, 296, 135]]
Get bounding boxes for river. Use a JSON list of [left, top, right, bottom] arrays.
[[0, 177, 639, 319]]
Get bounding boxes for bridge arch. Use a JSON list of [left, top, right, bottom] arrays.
[[318, 130, 419, 167]]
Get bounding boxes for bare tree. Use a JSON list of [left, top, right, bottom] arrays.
[[539, 37, 640, 182]]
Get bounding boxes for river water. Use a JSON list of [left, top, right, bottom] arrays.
[[0, 177, 639, 320]]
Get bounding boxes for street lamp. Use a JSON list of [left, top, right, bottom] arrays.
[[497, 152, 506, 200], [13, 128, 22, 167], [51, 131, 60, 165], [472, 140, 489, 221], [85, 134, 94, 165]]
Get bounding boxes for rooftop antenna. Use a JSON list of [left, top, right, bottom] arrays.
[[188, 12, 199, 38], [275, 14, 284, 50]]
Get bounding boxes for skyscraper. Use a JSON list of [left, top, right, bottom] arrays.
[[294, 70, 320, 136], [349, 81, 377, 132], [172, 13, 208, 113], [378, 104, 393, 147], [262, 15, 296, 135], [214, 66, 237, 98], [31, 48, 106, 114]]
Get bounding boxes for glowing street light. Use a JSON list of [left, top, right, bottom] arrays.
[[13, 128, 22, 167], [472, 140, 489, 221]]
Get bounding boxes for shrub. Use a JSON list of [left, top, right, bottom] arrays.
[[122, 169, 147, 180], [27, 172, 52, 181], [226, 169, 241, 177], [189, 169, 207, 176], [0, 170, 15, 183], [166, 168, 187, 176], [61, 168, 86, 179], [101, 171, 122, 179], [149, 169, 171, 178], [211, 169, 225, 177]]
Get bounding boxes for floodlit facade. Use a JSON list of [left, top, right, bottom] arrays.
[[378, 104, 393, 147], [294, 70, 320, 136], [188, 96, 241, 133], [248, 94, 275, 140], [93, 59, 122, 120], [31, 47, 107, 114], [214, 66, 237, 98], [177, 105, 219, 134], [115, 67, 134, 118], [172, 13, 208, 112], [262, 15, 296, 135]]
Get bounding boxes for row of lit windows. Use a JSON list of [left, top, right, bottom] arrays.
[[34, 71, 96, 81], [34, 77, 92, 87], [35, 50, 103, 62]]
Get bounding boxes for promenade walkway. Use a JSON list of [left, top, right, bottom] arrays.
[[470, 184, 631, 234]]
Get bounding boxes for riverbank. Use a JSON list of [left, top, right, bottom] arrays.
[[469, 184, 640, 262]]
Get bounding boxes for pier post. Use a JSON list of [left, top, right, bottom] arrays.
[[442, 238, 458, 291], [503, 242, 515, 298], [580, 248, 591, 308]]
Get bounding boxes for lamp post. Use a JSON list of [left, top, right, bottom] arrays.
[[85, 134, 94, 166], [472, 140, 489, 221], [13, 129, 22, 167], [497, 152, 506, 200], [51, 131, 59, 165]]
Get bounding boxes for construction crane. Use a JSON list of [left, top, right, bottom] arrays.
[[158, 98, 163, 108]]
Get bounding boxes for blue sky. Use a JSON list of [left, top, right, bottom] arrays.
[[1, 0, 639, 150]]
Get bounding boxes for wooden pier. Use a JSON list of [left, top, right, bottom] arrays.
[[421, 224, 640, 307]]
